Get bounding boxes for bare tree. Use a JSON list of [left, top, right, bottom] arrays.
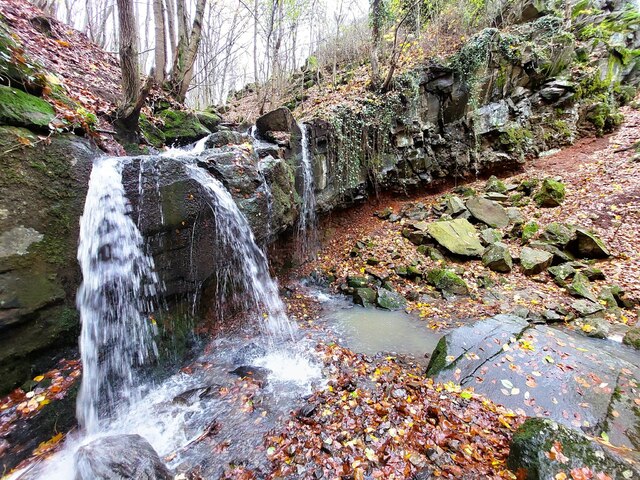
[[370, 0, 383, 87]]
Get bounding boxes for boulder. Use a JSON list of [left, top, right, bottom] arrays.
[[579, 317, 610, 339], [195, 110, 221, 131], [204, 130, 249, 148], [482, 242, 513, 272], [533, 178, 565, 207], [571, 299, 604, 317], [567, 272, 597, 302], [540, 222, 575, 247], [425, 268, 469, 297], [508, 419, 640, 480], [354, 288, 377, 307], [425, 219, 484, 257], [506, 207, 525, 225], [347, 275, 372, 288], [0, 86, 54, 130], [466, 196, 510, 228], [568, 228, 611, 258], [74, 434, 172, 480], [255, 106, 301, 141], [443, 195, 467, 215], [520, 247, 553, 275], [480, 228, 503, 246], [521, 221, 539, 243], [548, 262, 577, 286], [376, 288, 407, 311], [528, 240, 575, 264]]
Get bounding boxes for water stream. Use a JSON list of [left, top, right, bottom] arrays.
[[297, 123, 318, 259]]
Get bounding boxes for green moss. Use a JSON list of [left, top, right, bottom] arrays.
[[521, 221, 539, 243], [0, 85, 54, 130], [157, 108, 210, 145], [426, 336, 450, 376], [499, 125, 533, 152]]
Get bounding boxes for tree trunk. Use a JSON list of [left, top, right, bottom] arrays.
[[166, 0, 177, 55], [168, 0, 207, 102], [370, 0, 383, 87], [153, 0, 167, 83]]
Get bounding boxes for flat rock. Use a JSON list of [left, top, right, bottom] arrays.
[[425, 219, 484, 257], [428, 315, 640, 449], [466, 197, 510, 228], [376, 288, 407, 311], [569, 228, 611, 258]]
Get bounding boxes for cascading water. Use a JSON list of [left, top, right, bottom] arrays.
[[297, 123, 318, 259], [184, 163, 294, 341], [76, 157, 159, 434]]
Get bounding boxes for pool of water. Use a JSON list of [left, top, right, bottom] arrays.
[[317, 293, 443, 365]]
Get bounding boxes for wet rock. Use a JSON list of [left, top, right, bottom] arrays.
[[480, 228, 503, 246], [579, 317, 610, 339], [540, 222, 575, 247], [376, 288, 407, 311], [567, 272, 598, 303], [508, 418, 640, 480], [623, 328, 640, 350], [425, 268, 469, 297], [157, 108, 210, 146], [610, 285, 638, 309], [204, 130, 248, 148], [534, 178, 565, 207], [430, 316, 640, 448], [521, 221, 539, 243], [255, 106, 300, 140], [232, 343, 267, 364], [229, 366, 270, 385], [425, 219, 484, 257], [353, 288, 377, 307], [482, 242, 513, 273], [520, 247, 553, 275], [375, 207, 393, 219], [173, 386, 219, 406], [568, 228, 611, 258], [485, 175, 508, 194], [598, 286, 619, 310], [465, 196, 509, 228], [74, 434, 172, 480]]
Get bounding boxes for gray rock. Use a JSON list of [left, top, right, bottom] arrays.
[[505, 207, 525, 225], [466, 196, 510, 228], [443, 195, 467, 215], [425, 219, 484, 257], [480, 227, 503, 246], [482, 242, 513, 272], [572, 299, 604, 316], [484, 175, 508, 194], [376, 288, 407, 311], [472, 101, 509, 135], [74, 434, 172, 480], [520, 247, 554, 275], [540, 222, 575, 247], [548, 262, 577, 285], [579, 317, 610, 339], [0, 226, 43, 258], [567, 272, 598, 302], [425, 268, 469, 297]]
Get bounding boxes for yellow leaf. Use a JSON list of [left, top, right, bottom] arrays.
[[33, 375, 44, 382]]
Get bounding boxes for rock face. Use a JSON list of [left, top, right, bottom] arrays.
[[0, 126, 96, 394], [74, 434, 172, 480], [0, 86, 55, 130], [428, 315, 640, 451], [426, 219, 484, 257], [508, 419, 640, 480]]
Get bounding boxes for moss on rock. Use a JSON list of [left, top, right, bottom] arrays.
[[0, 85, 54, 130]]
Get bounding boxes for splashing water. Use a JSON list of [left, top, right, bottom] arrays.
[[76, 157, 159, 434], [297, 123, 318, 259]]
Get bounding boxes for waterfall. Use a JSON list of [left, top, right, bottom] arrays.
[[76, 157, 159, 434], [184, 163, 295, 341], [297, 123, 318, 258]]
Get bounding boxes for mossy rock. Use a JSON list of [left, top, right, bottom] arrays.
[[520, 247, 554, 275], [485, 175, 508, 194], [139, 114, 166, 148], [353, 287, 376, 307], [0, 86, 54, 130], [508, 418, 640, 480], [521, 221, 539, 243], [534, 178, 565, 207], [622, 328, 640, 350], [0, 126, 97, 394], [540, 222, 575, 247], [195, 111, 221, 131], [157, 108, 210, 146], [376, 288, 407, 311], [426, 268, 469, 296], [482, 242, 513, 272]]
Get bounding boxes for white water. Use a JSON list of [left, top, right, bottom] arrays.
[[17, 139, 322, 479], [184, 164, 294, 341], [76, 157, 159, 434], [297, 123, 318, 259]]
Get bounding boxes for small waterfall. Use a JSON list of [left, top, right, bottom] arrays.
[[184, 163, 295, 341], [76, 157, 159, 434], [297, 123, 318, 259]]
